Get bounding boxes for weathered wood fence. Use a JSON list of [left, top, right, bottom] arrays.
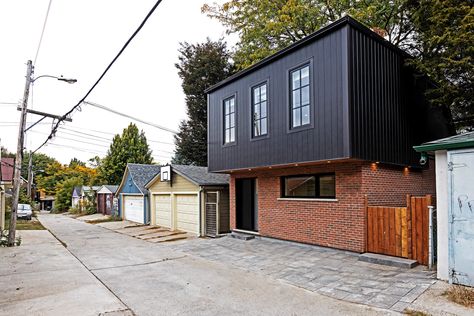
[[366, 195, 432, 265]]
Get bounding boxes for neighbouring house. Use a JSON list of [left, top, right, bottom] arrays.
[[96, 185, 118, 215], [205, 16, 453, 260], [38, 190, 55, 211], [71, 186, 81, 209], [145, 165, 230, 237], [1, 157, 14, 229], [71, 186, 101, 211], [414, 132, 474, 286], [116, 163, 161, 224]]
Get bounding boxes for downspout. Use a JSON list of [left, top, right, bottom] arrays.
[[199, 187, 203, 237], [145, 192, 151, 225]]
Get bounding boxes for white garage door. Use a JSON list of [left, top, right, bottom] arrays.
[[123, 196, 144, 224], [176, 194, 199, 234], [155, 195, 172, 228]]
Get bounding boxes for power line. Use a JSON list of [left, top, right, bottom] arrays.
[[34, 0, 164, 153], [83, 100, 178, 134], [34, 0, 53, 65]]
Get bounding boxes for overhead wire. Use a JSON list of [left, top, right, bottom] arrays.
[[33, 0, 164, 154], [34, 0, 53, 65]]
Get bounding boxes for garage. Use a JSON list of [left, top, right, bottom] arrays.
[[155, 194, 172, 228], [123, 196, 144, 224], [176, 194, 199, 234]]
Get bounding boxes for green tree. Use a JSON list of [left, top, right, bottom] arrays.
[[68, 158, 86, 168], [98, 123, 153, 184], [409, 0, 474, 130], [54, 177, 83, 212], [202, 0, 415, 69], [173, 39, 234, 166], [21, 152, 58, 180]]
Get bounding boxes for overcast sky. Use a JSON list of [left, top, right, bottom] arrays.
[[0, 0, 234, 164]]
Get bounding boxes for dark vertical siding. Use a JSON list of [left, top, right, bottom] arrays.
[[208, 27, 350, 172]]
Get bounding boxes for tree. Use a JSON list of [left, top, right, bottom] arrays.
[[55, 177, 83, 212], [202, 0, 415, 69], [68, 158, 86, 168], [173, 39, 234, 166], [409, 0, 474, 130], [98, 123, 153, 184]]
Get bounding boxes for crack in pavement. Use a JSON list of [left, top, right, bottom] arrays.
[[90, 255, 188, 271]]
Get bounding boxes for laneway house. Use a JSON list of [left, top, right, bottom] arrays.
[[145, 165, 230, 237], [96, 185, 118, 215], [116, 163, 161, 224], [205, 16, 453, 260], [414, 132, 474, 286]]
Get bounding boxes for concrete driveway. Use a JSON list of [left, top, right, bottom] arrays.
[[37, 214, 394, 316]]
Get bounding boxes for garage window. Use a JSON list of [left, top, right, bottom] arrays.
[[281, 173, 335, 199]]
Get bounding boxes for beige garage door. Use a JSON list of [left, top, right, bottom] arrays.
[[176, 194, 199, 234], [155, 195, 172, 228]]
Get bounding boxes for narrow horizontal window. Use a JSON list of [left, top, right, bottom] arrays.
[[252, 83, 268, 137], [281, 173, 335, 199], [223, 96, 236, 144], [290, 64, 311, 129]]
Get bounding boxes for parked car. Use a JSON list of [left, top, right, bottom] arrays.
[[17, 204, 32, 220]]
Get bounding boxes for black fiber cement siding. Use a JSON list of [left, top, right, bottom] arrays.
[[208, 27, 350, 172]]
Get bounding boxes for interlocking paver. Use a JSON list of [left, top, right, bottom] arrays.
[[165, 236, 435, 312]]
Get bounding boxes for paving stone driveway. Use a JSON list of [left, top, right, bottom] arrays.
[[167, 236, 436, 312]]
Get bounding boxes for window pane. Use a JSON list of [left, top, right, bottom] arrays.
[[260, 101, 267, 118], [292, 109, 300, 127], [230, 98, 235, 113], [292, 90, 300, 108], [253, 121, 260, 137], [225, 101, 230, 114], [301, 86, 310, 105], [230, 128, 235, 142], [230, 113, 235, 128], [319, 175, 335, 197], [285, 176, 315, 197], [253, 88, 260, 104], [292, 70, 300, 89], [261, 118, 267, 135], [253, 104, 260, 120], [225, 129, 230, 143], [225, 115, 229, 129], [260, 84, 267, 101], [302, 105, 310, 125], [301, 66, 309, 86]]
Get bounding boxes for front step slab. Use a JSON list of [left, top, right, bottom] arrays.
[[230, 231, 255, 241], [359, 253, 418, 269]]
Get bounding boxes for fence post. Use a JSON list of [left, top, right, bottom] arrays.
[[364, 195, 368, 252], [406, 194, 413, 259]]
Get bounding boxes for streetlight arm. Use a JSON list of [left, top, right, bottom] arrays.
[[32, 74, 77, 84]]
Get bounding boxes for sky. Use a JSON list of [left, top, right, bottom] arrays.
[[0, 0, 235, 164]]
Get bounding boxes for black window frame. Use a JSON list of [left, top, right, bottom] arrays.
[[281, 173, 336, 199], [251, 82, 268, 138], [289, 63, 311, 129], [223, 95, 236, 145]]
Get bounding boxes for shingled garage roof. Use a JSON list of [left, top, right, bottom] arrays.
[[1, 157, 14, 182], [103, 185, 119, 194], [172, 165, 229, 186], [414, 132, 474, 152], [128, 163, 162, 194]]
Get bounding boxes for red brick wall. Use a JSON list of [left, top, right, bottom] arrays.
[[229, 160, 435, 253]]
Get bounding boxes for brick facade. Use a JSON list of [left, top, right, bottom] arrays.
[[230, 160, 435, 253]]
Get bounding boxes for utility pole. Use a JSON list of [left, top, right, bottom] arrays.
[[8, 60, 33, 246], [27, 151, 33, 200]]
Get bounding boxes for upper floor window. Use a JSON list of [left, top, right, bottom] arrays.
[[252, 83, 268, 137], [290, 64, 310, 128], [224, 96, 236, 144]]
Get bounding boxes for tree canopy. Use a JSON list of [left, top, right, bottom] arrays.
[[203, 0, 474, 129], [98, 123, 153, 184], [173, 39, 234, 166]]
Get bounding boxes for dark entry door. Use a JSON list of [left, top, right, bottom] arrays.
[[236, 178, 258, 232]]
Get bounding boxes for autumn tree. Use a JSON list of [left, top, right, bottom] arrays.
[[98, 123, 153, 184], [173, 39, 234, 166]]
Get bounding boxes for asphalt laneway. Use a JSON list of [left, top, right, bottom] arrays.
[[37, 213, 395, 316]]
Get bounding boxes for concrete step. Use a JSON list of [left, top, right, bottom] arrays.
[[359, 253, 418, 269], [230, 231, 255, 241]]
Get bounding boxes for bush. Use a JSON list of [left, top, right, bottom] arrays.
[[0, 230, 22, 247]]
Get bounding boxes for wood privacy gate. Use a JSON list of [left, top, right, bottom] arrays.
[[366, 195, 432, 265]]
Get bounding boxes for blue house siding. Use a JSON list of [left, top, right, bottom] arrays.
[[117, 171, 145, 220]]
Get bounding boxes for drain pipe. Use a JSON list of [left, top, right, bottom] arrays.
[[428, 205, 435, 270]]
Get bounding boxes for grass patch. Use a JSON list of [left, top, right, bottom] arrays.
[[86, 216, 122, 224], [404, 310, 430, 316], [444, 284, 474, 308], [4, 212, 45, 230]]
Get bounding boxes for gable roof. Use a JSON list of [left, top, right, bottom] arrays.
[[1, 157, 14, 182], [104, 185, 119, 193], [145, 164, 229, 188], [127, 163, 162, 194], [205, 15, 411, 94], [414, 132, 474, 152]]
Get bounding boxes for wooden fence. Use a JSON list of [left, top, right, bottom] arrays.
[[366, 195, 431, 265]]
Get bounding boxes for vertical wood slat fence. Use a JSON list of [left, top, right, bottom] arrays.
[[366, 195, 431, 265]]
